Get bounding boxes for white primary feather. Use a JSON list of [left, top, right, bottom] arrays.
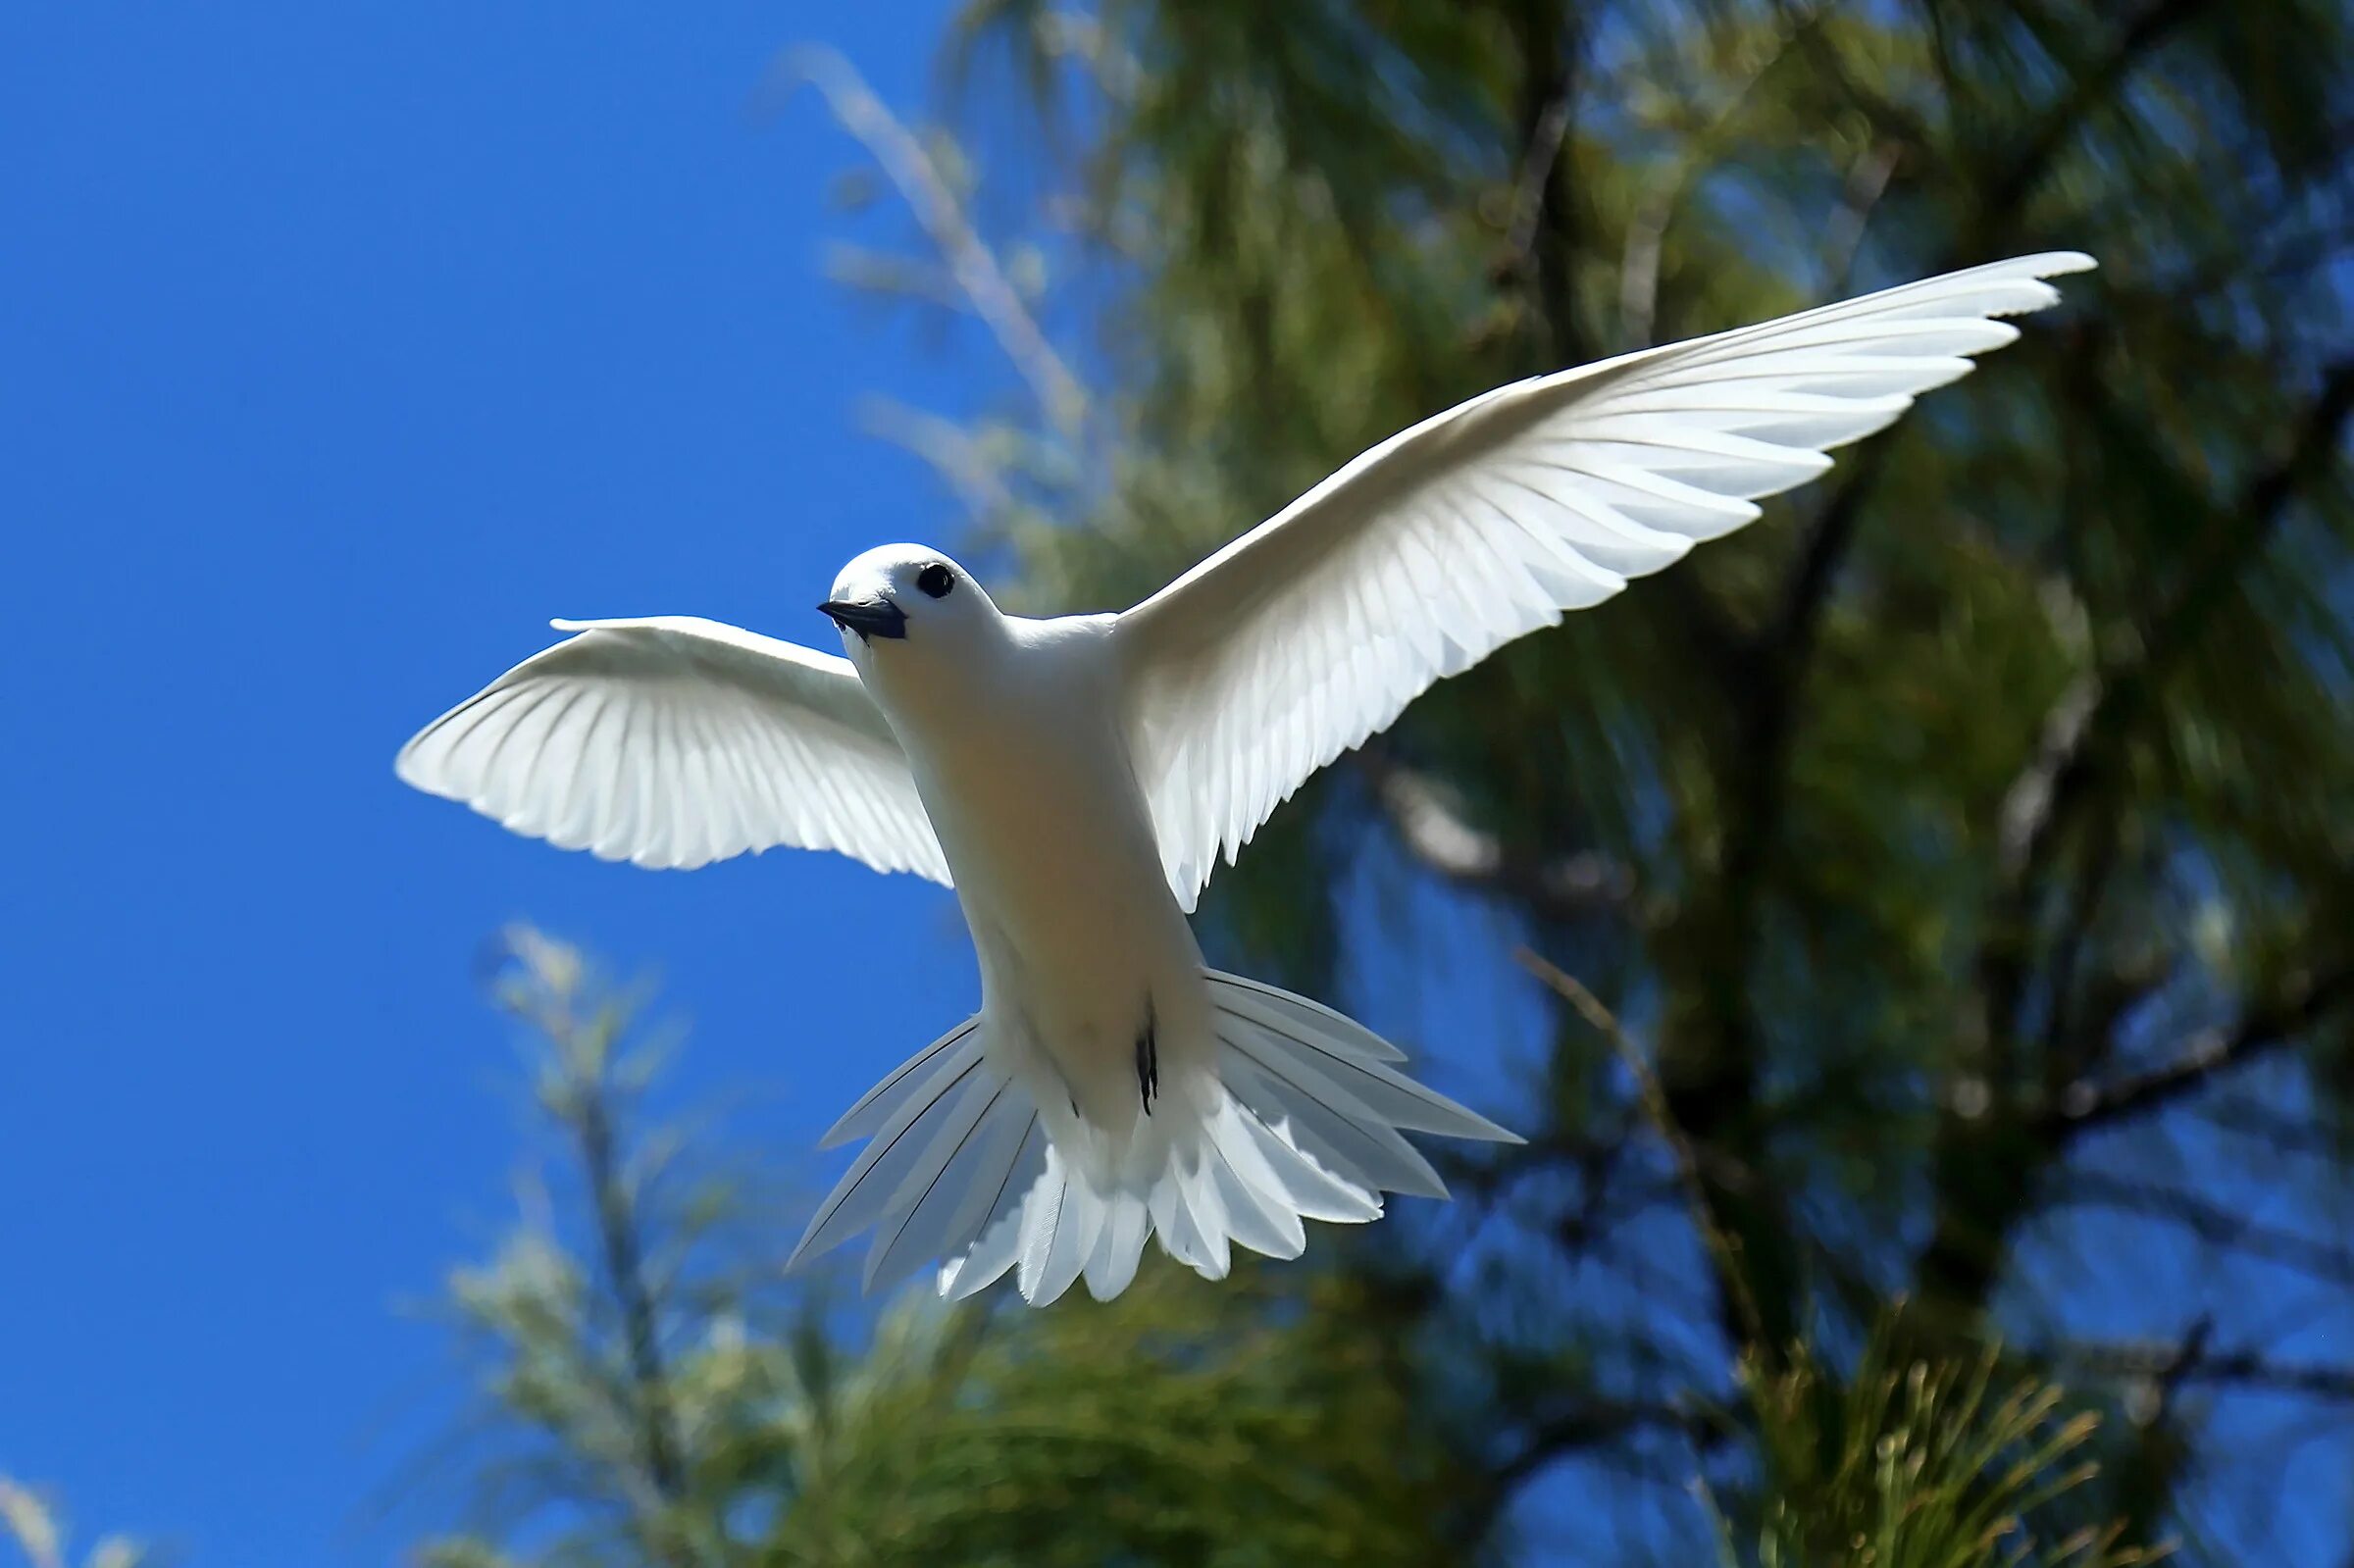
[[397, 616, 951, 881], [1116, 252, 2097, 908]]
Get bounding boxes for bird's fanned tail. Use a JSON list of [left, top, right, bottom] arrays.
[[786, 970, 1521, 1305]]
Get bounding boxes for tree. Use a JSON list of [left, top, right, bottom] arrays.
[[792, 0, 2351, 1557]]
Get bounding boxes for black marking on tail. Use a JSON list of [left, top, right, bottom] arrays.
[[1135, 998, 1159, 1115]]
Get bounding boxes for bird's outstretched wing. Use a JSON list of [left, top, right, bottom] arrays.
[[1115, 252, 2095, 908], [396, 616, 951, 882]]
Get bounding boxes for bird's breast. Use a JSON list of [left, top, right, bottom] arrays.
[[919, 710, 1163, 925], [906, 685, 1195, 1012], [882, 647, 1210, 1132]]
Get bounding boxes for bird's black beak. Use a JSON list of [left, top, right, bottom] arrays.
[[818, 596, 909, 643]]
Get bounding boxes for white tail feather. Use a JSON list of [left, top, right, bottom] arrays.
[[819, 1017, 983, 1149], [861, 1073, 1028, 1291], [1219, 1045, 1452, 1199], [940, 1115, 1049, 1300], [785, 1046, 996, 1270], [794, 973, 1521, 1305], [1084, 1195, 1151, 1300], [1203, 971, 1406, 1062]]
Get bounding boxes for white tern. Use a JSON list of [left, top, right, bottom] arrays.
[[397, 251, 2094, 1305]]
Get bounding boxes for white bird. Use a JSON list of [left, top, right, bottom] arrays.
[[397, 251, 2094, 1305]]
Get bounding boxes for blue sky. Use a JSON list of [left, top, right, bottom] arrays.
[[2, 4, 997, 1560]]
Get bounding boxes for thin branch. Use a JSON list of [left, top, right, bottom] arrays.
[[855, 395, 1021, 523], [785, 46, 1086, 438], [2049, 963, 2354, 1135], [1503, 89, 1573, 280], [2052, 1170, 2354, 1289], [1995, 670, 2101, 880], [1977, 0, 2216, 221], [1615, 5, 1821, 349], [1517, 949, 1769, 1351], [1994, 356, 2354, 928], [1507, 9, 1588, 368], [1357, 749, 1632, 920], [1819, 140, 1902, 291], [574, 1053, 691, 1508], [2053, 1339, 2354, 1402], [0, 1481, 65, 1568]]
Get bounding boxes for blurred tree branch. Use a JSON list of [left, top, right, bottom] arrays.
[[2053, 1169, 2354, 1289], [1976, 0, 2217, 222], [1919, 350, 2354, 1321], [0, 1481, 142, 1568], [784, 45, 1086, 439], [1994, 355, 2354, 911], [2058, 1340, 2354, 1402], [2050, 961, 2354, 1134], [1357, 747, 1633, 920], [1506, 0, 1589, 368]]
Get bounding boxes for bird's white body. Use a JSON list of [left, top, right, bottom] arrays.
[[395, 251, 2096, 1304], [859, 608, 1204, 1141], [799, 572, 1457, 1303]]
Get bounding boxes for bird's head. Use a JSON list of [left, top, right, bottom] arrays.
[[820, 544, 1002, 672]]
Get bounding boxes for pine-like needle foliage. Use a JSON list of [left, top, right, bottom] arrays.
[[1727, 1327, 2160, 1568]]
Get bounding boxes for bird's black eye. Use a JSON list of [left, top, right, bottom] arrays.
[[915, 563, 955, 599]]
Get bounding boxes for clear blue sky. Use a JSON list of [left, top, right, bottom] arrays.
[[3, 4, 987, 1560]]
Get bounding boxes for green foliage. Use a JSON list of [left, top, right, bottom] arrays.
[[1720, 1325, 2159, 1568], [756, 1272, 1459, 1568]]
